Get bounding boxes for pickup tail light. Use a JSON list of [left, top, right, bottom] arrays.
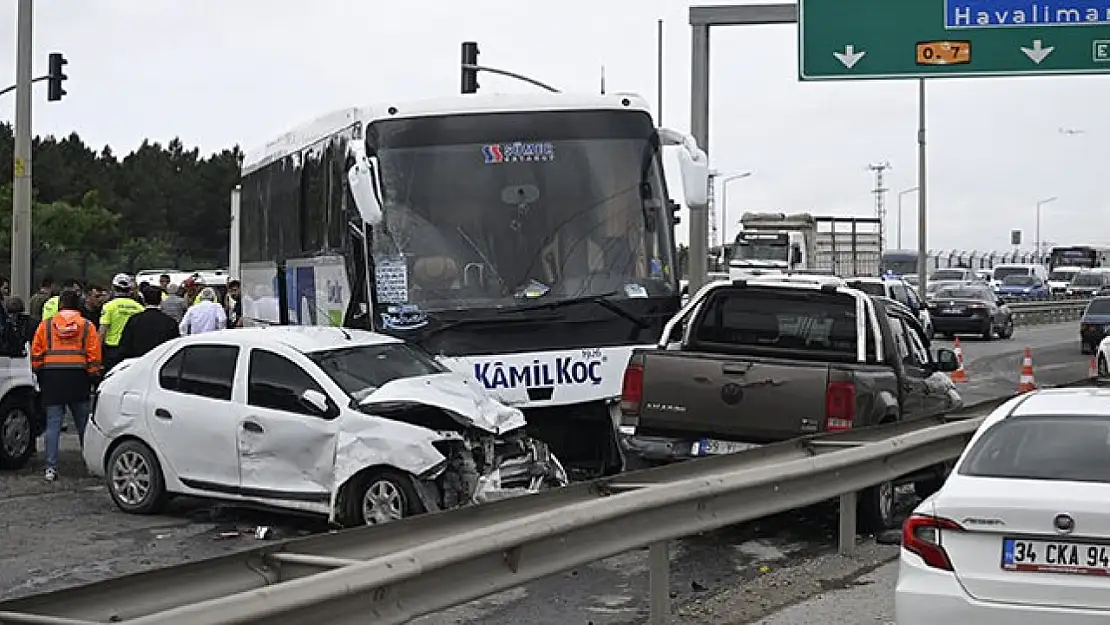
[[620, 359, 644, 416], [903, 514, 963, 571], [824, 381, 855, 431]]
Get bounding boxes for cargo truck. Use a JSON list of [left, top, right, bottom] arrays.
[[729, 213, 882, 279]]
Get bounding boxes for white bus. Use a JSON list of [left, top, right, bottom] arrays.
[[232, 92, 709, 477]]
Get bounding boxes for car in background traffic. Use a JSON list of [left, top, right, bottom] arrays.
[[973, 269, 992, 283], [928, 283, 1013, 340], [846, 276, 934, 339], [1066, 268, 1110, 298], [82, 327, 567, 526], [895, 388, 1110, 624], [926, 280, 968, 301], [1080, 296, 1110, 355], [990, 263, 1049, 290], [930, 268, 976, 283], [995, 274, 1049, 299], [1047, 265, 1082, 295]]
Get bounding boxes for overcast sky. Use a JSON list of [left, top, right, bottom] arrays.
[[1, 0, 1107, 253]]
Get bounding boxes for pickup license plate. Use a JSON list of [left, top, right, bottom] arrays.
[[1002, 537, 1110, 576], [692, 438, 761, 457]]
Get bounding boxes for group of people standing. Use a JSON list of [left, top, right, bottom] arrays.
[[26, 272, 243, 482]]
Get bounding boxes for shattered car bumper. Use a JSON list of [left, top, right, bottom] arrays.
[[426, 432, 568, 511]]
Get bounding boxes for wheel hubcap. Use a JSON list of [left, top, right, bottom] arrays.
[[111, 450, 152, 506], [362, 479, 404, 525], [0, 409, 30, 459]]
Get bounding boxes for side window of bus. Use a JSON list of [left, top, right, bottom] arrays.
[[326, 137, 348, 249], [301, 145, 327, 253]]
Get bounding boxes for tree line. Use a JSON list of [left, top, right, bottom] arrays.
[[0, 122, 242, 286]]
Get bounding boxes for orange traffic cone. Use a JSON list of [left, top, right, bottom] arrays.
[[949, 337, 968, 383], [1090, 358, 1099, 380], [1017, 347, 1037, 393]]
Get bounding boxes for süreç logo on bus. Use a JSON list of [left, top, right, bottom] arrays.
[[474, 352, 605, 390]]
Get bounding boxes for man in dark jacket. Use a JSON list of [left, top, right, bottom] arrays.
[[118, 285, 180, 361]]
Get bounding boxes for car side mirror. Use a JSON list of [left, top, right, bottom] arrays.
[[347, 156, 384, 226], [996, 298, 1005, 306], [935, 348, 959, 372], [299, 389, 331, 416]]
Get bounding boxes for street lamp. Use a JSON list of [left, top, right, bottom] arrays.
[[897, 186, 919, 249], [719, 171, 752, 244], [1035, 196, 1058, 262]]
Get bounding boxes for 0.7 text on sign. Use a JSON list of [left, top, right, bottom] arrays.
[[799, 0, 1110, 79]]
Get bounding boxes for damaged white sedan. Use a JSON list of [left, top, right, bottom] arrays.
[[82, 327, 567, 525]]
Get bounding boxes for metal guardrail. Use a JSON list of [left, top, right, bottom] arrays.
[[0, 408, 1000, 625], [1005, 297, 1090, 325]]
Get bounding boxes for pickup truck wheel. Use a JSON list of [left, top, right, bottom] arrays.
[[857, 479, 896, 534], [913, 475, 946, 498]]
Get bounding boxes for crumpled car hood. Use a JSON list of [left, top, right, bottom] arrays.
[[360, 372, 526, 435]]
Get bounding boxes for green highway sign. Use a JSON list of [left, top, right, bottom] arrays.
[[799, 0, 1110, 80]]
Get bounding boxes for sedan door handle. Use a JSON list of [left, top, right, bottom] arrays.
[[154, 408, 172, 420], [242, 421, 264, 434]]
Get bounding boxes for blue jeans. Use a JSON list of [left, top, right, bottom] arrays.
[[44, 401, 90, 470]]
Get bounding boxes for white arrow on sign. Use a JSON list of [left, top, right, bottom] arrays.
[[833, 44, 866, 69], [1021, 39, 1055, 64]]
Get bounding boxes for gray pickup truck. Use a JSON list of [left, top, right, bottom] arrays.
[[618, 278, 963, 531]]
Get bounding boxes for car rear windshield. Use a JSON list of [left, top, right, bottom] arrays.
[[846, 281, 885, 296], [931, 270, 965, 281], [308, 342, 448, 402], [1002, 275, 1035, 286], [934, 287, 990, 301], [959, 416, 1110, 483], [1086, 298, 1110, 315], [692, 288, 864, 358]]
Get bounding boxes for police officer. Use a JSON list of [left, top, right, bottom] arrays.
[[99, 274, 145, 372], [40, 278, 83, 322]]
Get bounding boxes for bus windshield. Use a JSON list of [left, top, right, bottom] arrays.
[[366, 109, 676, 312]]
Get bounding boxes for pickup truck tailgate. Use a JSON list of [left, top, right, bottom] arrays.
[[637, 351, 832, 441]]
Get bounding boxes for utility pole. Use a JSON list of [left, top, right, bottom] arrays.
[[12, 0, 33, 302], [867, 162, 891, 253]]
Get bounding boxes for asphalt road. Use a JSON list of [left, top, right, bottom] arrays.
[[0, 321, 1087, 623]]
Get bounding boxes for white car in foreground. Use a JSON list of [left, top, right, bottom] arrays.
[[83, 327, 567, 525], [896, 388, 1110, 624]]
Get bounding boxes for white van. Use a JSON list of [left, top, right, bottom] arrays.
[[990, 263, 1048, 290], [1047, 265, 1083, 294]]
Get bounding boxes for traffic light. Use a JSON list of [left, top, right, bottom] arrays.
[[461, 42, 479, 94], [47, 52, 67, 102]]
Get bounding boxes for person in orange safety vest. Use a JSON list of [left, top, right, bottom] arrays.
[[31, 289, 103, 483]]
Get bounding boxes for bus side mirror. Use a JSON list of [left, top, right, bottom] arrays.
[[348, 156, 384, 226], [658, 128, 709, 210]]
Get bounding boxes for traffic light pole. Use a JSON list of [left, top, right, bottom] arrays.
[[460, 64, 560, 93], [12, 0, 33, 302], [459, 42, 561, 95], [0, 75, 49, 98]]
